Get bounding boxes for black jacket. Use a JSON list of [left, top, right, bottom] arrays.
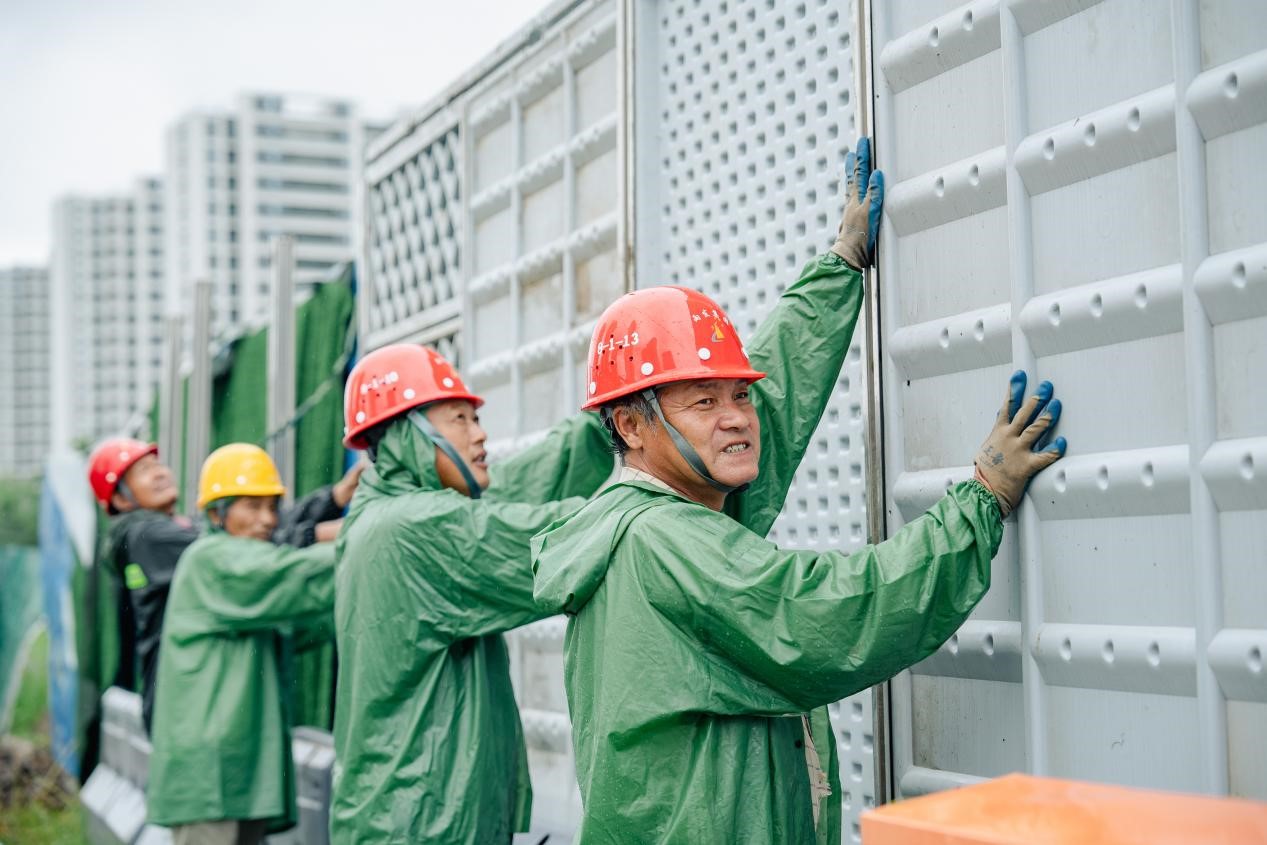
[[105, 485, 343, 733]]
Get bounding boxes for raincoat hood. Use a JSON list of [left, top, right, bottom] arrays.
[[358, 413, 443, 499], [533, 481, 676, 615]]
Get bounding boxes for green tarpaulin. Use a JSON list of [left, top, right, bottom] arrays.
[[0, 545, 42, 735]]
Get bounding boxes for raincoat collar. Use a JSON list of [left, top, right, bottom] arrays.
[[532, 480, 681, 615]]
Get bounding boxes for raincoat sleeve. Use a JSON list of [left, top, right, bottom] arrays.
[[273, 485, 343, 548], [727, 252, 863, 537], [190, 539, 336, 633], [642, 481, 1001, 713], [402, 494, 589, 640], [486, 412, 614, 504]]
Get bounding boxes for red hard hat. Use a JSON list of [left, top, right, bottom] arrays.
[[343, 344, 483, 449], [87, 438, 159, 508], [582, 286, 765, 410]]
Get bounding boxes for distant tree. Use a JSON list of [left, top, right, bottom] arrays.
[[0, 476, 42, 546]]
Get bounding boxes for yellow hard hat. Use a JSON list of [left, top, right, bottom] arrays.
[[197, 443, 286, 509]]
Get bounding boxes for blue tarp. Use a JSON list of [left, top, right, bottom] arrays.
[[39, 476, 80, 777]]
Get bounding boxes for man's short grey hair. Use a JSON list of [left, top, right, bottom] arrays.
[[600, 392, 658, 457]]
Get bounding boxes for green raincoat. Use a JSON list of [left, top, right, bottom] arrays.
[[147, 533, 337, 830], [532, 253, 1004, 844], [329, 410, 614, 843]]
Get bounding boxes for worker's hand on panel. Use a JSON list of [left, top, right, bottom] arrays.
[[831, 136, 885, 271], [974, 370, 1066, 518]]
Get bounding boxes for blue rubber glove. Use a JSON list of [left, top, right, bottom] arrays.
[[975, 370, 1067, 517], [832, 137, 885, 270]]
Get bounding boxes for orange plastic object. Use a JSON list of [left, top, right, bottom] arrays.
[[861, 773, 1267, 845]]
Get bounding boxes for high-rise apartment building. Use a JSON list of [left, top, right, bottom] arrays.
[[165, 92, 370, 335], [49, 179, 166, 449], [0, 266, 52, 477]]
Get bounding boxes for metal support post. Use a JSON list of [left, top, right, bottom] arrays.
[[268, 236, 297, 504], [183, 280, 212, 513]]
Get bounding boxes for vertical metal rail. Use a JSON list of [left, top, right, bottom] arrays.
[[268, 235, 297, 504], [158, 315, 184, 475], [866, 0, 922, 801], [998, 5, 1048, 777], [619, 0, 639, 292], [184, 280, 212, 513], [626, 0, 666, 292], [1171, 0, 1229, 795], [857, 0, 894, 811]]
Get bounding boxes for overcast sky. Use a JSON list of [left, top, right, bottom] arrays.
[[0, 0, 544, 265]]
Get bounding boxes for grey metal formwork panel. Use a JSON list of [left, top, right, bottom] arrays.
[[630, 1, 875, 841], [870, 0, 1267, 804], [462, 1, 624, 459]]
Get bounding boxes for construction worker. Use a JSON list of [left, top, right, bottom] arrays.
[[531, 141, 1067, 843], [329, 344, 615, 843], [87, 439, 361, 734], [146, 443, 341, 845]]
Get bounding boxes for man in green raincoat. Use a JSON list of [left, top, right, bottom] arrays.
[[147, 443, 339, 845], [532, 141, 1068, 843], [329, 343, 615, 843]]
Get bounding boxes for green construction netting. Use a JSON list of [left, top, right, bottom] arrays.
[[0, 545, 42, 735], [108, 265, 355, 729]]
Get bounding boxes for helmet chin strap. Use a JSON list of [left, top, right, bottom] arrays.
[[408, 410, 483, 499], [207, 497, 234, 532], [115, 479, 140, 511], [641, 389, 748, 495]]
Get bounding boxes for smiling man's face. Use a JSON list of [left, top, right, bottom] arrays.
[[424, 399, 490, 494], [617, 378, 761, 510]]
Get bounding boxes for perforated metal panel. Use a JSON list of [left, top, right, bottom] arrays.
[[631, 1, 875, 840], [871, 0, 1267, 804], [364, 120, 464, 351]]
